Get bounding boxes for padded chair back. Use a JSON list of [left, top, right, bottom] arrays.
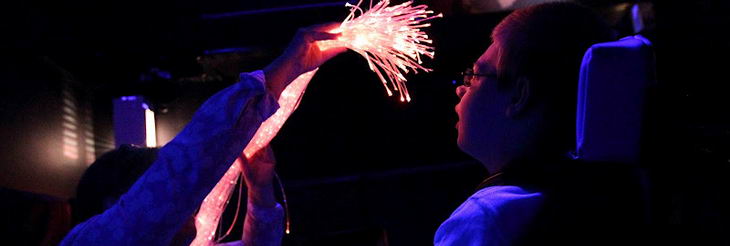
[[573, 35, 656, 164]]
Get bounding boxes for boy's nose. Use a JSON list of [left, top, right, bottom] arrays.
[[456, 86, 467, 98]]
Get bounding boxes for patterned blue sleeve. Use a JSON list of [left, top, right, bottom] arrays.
[[62, 70, 280, 246]]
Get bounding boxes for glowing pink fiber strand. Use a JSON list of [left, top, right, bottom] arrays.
[[192, 1, 439, 244], [321, 0, 442, 102], [191, 70, 316, 245]]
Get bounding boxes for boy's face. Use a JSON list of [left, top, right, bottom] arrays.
[[455, 42, 508, 162]]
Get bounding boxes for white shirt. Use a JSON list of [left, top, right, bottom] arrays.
[[434, 185, 544, 246]]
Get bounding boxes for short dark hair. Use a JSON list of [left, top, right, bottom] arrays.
[[71, 145, 159, 225], [492, 2, 614, 89], [492, 2, 615, 154]]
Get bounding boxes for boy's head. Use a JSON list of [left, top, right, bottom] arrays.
[[455, 2, 614, 173]]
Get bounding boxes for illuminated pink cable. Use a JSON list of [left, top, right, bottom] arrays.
[[191, 69, 317, 246], [320, 0, 442, 102], [192, 1, 439, 244]]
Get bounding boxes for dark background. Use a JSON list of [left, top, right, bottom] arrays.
[[2, 0, 730, 245]]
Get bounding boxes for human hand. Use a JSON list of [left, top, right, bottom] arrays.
[[241, 146, 277, 207], [263, 22, 348, 99]]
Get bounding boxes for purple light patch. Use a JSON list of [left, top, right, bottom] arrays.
[[121, 96, 139, 101]]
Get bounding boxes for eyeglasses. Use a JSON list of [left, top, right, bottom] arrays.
[[452, 68, 497, 87]]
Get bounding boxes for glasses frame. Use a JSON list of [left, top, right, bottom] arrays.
[[453, 68, 497, 87]]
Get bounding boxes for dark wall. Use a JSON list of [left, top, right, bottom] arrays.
[[646, 0, 730, 243]]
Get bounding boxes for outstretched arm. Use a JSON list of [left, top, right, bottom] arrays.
[[61, 70, 279, 246], [61, 23, 345, 246]]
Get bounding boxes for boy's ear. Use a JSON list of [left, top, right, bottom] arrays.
[[506, 76, 531, 118]]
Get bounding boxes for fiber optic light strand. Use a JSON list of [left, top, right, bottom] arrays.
[[321, 0, 442, 102], [192, 1, 439, 244], [191, 70, 316, 246]]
